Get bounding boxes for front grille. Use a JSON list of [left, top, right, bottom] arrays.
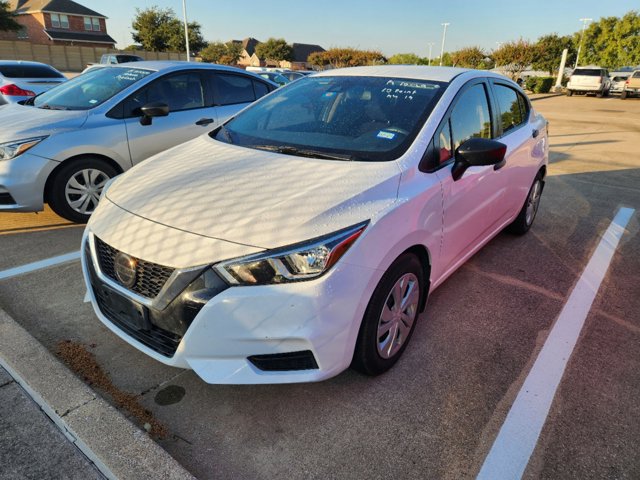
[[0, 192, 16, 205], [94, 236, 174, 298], [248, 350, 319, 371], [93, 286, 181, 357]]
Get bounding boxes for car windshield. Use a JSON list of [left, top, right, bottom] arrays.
[[33, 67, 153, 110], [212, 75, 447, 162]]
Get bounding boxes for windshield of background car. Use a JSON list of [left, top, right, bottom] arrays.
[[33, 67, 153, 110], [213, 75, 447, 162]]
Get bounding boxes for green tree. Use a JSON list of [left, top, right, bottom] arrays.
[[132, 6, 206, 53], [308, 48, 385, 68], [0, 1, 20, 32], [255, 38, 293, 64], [388, 53, 421, 65], [532, 34, 575, 75], [201, 41, 243, 65], [492, 39, 537, 79], [166, 19, 207, 53], [431, 52, 454, 67], [450, 46, 490, 69], [577, 11, 640, 69]]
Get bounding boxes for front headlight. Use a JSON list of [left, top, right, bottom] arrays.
[[0, 136, 48, 161], [214, 221, 369, 286]]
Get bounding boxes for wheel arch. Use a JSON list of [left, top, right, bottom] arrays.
[[400, 244, 432, 312], [44, 154, 124, 204]]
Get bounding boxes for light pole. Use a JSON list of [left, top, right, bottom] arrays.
[[439, 23, 450, 66], [427, 42, 435, 66], [574, 17, 592, 69], [182, 0, 190, 62]]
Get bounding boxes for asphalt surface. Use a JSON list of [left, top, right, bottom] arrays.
[[0, 94, 638, 479]]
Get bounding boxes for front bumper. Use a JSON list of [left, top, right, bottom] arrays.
[[0, 152, 58, 212], [81, 230, 378, 384]]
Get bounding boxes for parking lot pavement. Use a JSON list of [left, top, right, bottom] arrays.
[[0, 365, 103, 480], [0, 95, 638, 479]]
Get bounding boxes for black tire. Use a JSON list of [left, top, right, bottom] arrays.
[[621, 90, 627, 100], [507, 173, 544, 235], [566, 90, 573, 96], [352, 253, 425, 376], [596, 91, 603, 98], [48, 157, 118, 223]]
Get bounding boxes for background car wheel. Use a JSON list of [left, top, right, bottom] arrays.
[[621, 91, 627, 100], [352, 253, 425, 376], [507, 173, 544, 235], [48, 157, 118, 223], [566, 90, 573, 96]]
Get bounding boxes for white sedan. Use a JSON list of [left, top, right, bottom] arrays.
[[81, 66, 548, 384]]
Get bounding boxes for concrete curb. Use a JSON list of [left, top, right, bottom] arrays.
[[529, 93, 564, 101], [0, 307, 195, 480]]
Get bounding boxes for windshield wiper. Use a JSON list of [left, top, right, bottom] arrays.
[[38, 104, 68, 110], [251, 145, 355, 161]]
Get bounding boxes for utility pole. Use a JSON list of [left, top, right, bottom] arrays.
[[427, 42, 435, 66], [574, 17, 592, 69], [439, 23, 450, 66], [182, 0, 190, 62]]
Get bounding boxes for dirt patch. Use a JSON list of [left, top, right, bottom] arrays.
[[56, 340, 167, 438]]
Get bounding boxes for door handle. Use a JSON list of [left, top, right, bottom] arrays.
[[532, 129, 539, 138], [195, 118, 214, 126]]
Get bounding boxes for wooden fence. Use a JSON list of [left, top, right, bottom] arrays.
[[0, 40, 185, 72]]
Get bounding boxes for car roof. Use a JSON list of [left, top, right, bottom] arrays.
[[313, 65, 472, 82], [110, 61, 251, 73], [0, 60, 58, 67]]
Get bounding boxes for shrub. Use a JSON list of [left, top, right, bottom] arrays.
[[534, 77, 554, 93], [525, 77, 539, 92]]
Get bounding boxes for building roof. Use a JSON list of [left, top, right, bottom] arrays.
[[291, 43, 325, 63], [230, 37, 261, 57], [9, 0, 107, 18], [44, 29, 115, 44]]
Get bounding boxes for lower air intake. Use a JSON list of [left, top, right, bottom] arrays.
[[248, 350, 319, 371]]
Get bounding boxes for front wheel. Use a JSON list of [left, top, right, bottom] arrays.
[[507, 173, 544, 235], [48, 157, 118, 223], [352, 253, 425, 376]]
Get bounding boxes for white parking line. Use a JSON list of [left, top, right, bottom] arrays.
[[476, 207, 635, 480], [0, 251, 81, 281]]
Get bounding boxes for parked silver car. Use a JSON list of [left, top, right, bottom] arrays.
[[0, 60, 67, 105], [609, 72, 631, 95], [0, 61, 276, 222]]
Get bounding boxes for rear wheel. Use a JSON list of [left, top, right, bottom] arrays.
[[621, 90, 628, 100], [352, 253, 425, 376], [507, 173, 544, 235], [48, 157, 118, 223]]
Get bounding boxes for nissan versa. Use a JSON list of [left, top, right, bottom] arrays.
[[81, 66, 548, 384]]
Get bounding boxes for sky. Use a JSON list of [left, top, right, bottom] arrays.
[[83, 0, 639, 57]]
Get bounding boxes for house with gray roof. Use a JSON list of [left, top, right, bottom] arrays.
[[0, 0, 116, 48]]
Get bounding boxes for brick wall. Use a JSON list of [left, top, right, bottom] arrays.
[[0, 12, 48, 43]]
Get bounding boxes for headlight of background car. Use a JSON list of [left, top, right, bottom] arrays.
[[0, 136, 48, 161], [214, 221, 369, 286]]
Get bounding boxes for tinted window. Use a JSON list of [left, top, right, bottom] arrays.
[[34, 67, 152, 110], [494, 84, 524, 134], [633, 72, 640, 78], [0, 65, 64, 79], [125, 72, 205, 116], [450, 83, 492, 150], [214, 76, 447, 162], [253, 80, 269, 99], [572, 69, 601, 76], [213, 74, 255, 105]]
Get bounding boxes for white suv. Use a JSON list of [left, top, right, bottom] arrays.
[[566, 67, 610, 97]]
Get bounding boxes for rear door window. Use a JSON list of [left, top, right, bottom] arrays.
[[211, 73, 256, 105], [493, 84, 525, 134], [0, 65, 64, 78]]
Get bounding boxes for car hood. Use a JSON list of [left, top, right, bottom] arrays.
[[104, 135, 402, 252], [0, 103, 87, 143]]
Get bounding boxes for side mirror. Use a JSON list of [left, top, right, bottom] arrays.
[[139, 102, 169, 126], [451, 137, 507, 181]]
